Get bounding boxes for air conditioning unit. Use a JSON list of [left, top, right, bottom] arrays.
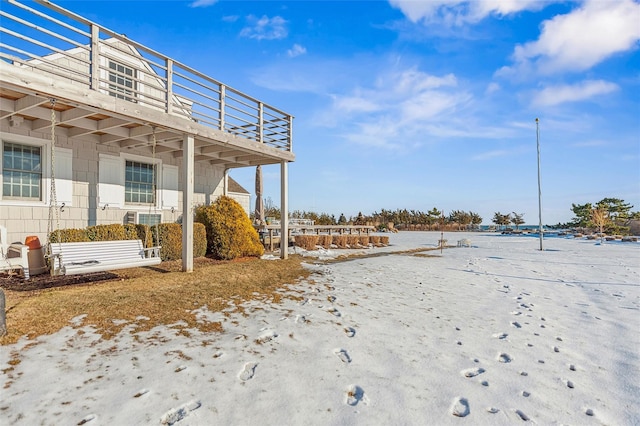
[[125, 211, 162, 226]]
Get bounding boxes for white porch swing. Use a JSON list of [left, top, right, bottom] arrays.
[[46, 100, 161, 275]]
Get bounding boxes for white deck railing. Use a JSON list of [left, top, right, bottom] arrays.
[[0, 0, 293, 152]]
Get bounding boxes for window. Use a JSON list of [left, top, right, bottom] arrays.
[[108, 60, 136, 102], [2, 142, 41, 200], [138, 213, 161, 226], [125, 160, 155, 204]]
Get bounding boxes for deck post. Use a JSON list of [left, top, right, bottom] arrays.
[[280, 161, 289, 259], [89, 24, 99, 90], [182, 134, 194, 272]]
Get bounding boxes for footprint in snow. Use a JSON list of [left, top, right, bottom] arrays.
[[77, 414, 96, 425], [493, 332, 508, 339], [515, 409, 530, 421], [327, 295, 336, 303], [450, 397, 470, 417], [344, 327, 356, 338], [511, 321, 522, 328], [238, 362, 258, 381], [256, 329, 278, 344], [160, 400, 201, 425], [174, 365, 187, 373], [497, 353, 512, 363], [461, 367, 485, 378], [295, 315, 310, 324], [334, 348, 351, 364], [133, 388, 150, 398], [328, 308, 341, 317], [565, 379, 575, 389], [345, 384, 368, 406]]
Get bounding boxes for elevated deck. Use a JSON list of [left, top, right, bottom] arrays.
[[0, 0, 294, 169]]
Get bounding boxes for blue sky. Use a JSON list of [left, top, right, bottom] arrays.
[[60, 0, 640, 225]]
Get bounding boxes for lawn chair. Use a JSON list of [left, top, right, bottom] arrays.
[[0, 225, 30, 279]]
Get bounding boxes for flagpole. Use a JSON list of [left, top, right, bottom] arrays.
[[536, 118, 543, 251]]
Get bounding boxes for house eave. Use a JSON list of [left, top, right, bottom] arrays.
[[0, 62, 294, 168]]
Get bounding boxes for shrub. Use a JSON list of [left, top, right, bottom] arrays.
[[346, 235, 360, 247], [154, 223, 183, 261], [359, 235, 370, 246], [370, 235, 380, 246], [194, 196, 264, 260], [123, 224, 154, 247], [152, 223, 208, 261], [380, 236, 389, 246], [317, 235, 332, 249], [48, 228, 90, 243], [294, 235, 318, 250], [86, 224, 126, 241], [332, 235, 347, 248], [193, 222, 207, 258]]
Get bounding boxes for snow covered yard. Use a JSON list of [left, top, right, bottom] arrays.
[[2, 232, 639, 425]]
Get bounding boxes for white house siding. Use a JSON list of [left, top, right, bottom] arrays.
[[0, 122, 232, 245]]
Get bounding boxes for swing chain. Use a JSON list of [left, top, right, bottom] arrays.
[[147, 126, 160, 249], [46, 98, 61, 259]]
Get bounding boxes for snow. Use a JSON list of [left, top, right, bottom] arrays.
[[2, 232, 639, 425]]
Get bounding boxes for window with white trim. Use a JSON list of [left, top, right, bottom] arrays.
[[2, 142, 42, 200], [108, 60, 136, 102], [98, 154, 176, 212], [0, 138, 72, 206], [125, 160, 155, 204]]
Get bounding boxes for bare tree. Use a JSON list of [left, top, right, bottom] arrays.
[[591, 207, 609, 244]]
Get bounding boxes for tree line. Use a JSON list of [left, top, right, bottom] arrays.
[[258, 196, 639, 235], [258, 199, 482, 230]]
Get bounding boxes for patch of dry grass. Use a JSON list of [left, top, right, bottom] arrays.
[[1, 256, 311, 345], [1, 246, 445, 346]]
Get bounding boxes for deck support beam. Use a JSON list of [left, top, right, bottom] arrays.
[[182, 133, 194, 272], [280, 160, 289, 259]]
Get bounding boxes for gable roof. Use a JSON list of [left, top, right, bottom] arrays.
[[228, 177, 249, 194]]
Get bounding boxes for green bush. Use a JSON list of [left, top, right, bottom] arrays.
[[195, 196, 264, 260], [86, 224, 126, 241], [154, 223, 182, 261], [48, 228, 90, 243], [193, 222, 207, 258], [152, 223, 207, 261]]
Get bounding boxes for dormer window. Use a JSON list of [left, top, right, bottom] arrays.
[[108, 60, 136, 102]]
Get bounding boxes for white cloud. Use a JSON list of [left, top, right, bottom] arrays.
[[508, 0, 640, 74], [222, 15, 239, 23], [388, 0, 542, 26], [287, 44, 307, 58], [333, 94, 381, 114], [485, 82, 501, 94], [240, 15, 288, 40], [471, 149, 510, 161], [328, 67, 472, 148], [190, 0, 217, 7], [532, 80, 619, 106]]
